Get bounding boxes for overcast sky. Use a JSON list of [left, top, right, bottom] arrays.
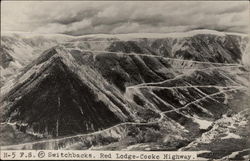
[[1, 1, 249, 35]]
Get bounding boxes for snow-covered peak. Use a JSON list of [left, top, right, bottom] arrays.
[[71, 29, 248, 40]]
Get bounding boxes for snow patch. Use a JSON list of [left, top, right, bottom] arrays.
[[75, 29, 231, 40], [192, 115, 213, 130], [122, 144, 148, 151], [221, 133, 241, 140]]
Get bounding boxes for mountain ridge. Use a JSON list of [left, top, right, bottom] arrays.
[[2, 29, 248, 38]]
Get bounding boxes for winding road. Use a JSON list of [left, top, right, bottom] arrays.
[[1, 49, 248, 150]]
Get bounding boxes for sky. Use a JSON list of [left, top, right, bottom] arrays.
[[1, 1, 249, 35]]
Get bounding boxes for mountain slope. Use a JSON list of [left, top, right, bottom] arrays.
[[0, 47, 136, 137], [0, 30, 249, 160], [0, 32, 73, 85]]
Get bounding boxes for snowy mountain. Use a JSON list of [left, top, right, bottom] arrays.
[[0, 30, 249, 160]]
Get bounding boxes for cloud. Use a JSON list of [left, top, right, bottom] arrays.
[[1, 1, 249, 35]]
